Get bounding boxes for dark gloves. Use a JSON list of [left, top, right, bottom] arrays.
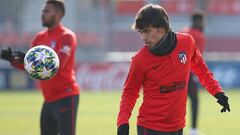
[[12, 51, 25, 64], [215, 92, 230, 113], [1, 47, 13, 62], [0, 47, 25, 64], [117, 124, 129, 135]]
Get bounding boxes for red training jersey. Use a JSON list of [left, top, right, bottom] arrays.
[[181, 27, 206, 54], [32, 24, 80, 102], [13, 24, 80, 102], [117, 33, 222, 132]]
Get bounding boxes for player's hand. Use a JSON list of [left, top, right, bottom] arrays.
[[0, 47, 13, 62], [117, 124, 129, 135], [12, 51, 25, 64], [215, 92, 230, 113]]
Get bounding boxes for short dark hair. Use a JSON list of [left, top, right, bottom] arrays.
[[132, 4, 170, 32], [46, 0, 65, 17], [191, 10, 205, 22]]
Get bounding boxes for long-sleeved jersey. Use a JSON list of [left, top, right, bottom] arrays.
[[13, 24, 80, 102], [117, 33, 223, 132], [181, 27, 206, 54]]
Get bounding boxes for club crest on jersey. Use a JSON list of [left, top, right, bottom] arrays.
[[178, 51, 187, 64], [50, 40, 56, 49]]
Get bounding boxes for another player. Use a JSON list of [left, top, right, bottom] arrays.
[[0, 0, 80, 135], [117, 4, 230, 135], [181, 11, 206, 135]]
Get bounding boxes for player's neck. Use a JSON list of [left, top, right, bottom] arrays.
[[48, 23, 60, 30]]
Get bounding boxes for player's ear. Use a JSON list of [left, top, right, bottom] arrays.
[[157, 27, 167, 33]]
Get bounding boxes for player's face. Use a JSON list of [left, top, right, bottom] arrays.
[[138, 27, 166, 48], [197, 19, 204, 31], [41, 4, 58, 28]]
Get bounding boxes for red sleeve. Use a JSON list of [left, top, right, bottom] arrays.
[[190, 31, 206, 54], [117, 58, 143, 127], [11, 63, 24, 70], [190, 36, 223, 96], [196, 33, 206, 54], [10, 34, 41, 70], [10, 33, 42, 70], [31, 32, 43, 47], [181, 28, 206, 54], [56, 33, 76, 68]]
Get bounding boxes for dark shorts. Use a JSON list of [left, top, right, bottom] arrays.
[[40, 95, 79, 135], [137, 126, 183, 135]]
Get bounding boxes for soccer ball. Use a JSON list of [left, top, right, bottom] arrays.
[[24, 45, 60, 80]]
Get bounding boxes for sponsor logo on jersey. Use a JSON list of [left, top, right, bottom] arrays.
[[160, 81, 186, 93], [178, 51, 187, 64]]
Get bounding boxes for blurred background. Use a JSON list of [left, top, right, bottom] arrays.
[[0, 0, 240, 135], [1, 0, 240, 90]]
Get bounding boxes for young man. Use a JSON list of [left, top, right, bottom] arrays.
[[117, 4, 230, 135], [0, 0, 80, 135], [181, 11, 206, 135]]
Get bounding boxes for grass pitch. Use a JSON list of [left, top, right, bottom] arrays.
[[0, 90, 239, 135]]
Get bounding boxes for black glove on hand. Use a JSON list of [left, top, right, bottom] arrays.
[[12, 51, 25, 64], [0, 47, 13, 62], [215, 92, 230, 113], [117, 124, 129, 135]]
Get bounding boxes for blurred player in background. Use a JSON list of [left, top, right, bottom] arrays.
[[181, 11, 206, 135], [117, 4, 230, 135], [0, 0, 80, 135]]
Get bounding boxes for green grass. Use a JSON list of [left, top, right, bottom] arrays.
[[0, 90, 239, 135]]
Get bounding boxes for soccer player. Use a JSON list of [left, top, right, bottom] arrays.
[[117, 4, 230, 135], [181, 11, 206, 135], [0, 0, 80, 135]]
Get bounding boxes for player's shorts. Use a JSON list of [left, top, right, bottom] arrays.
[[40, 95, 79, 135], [137, 125, 183, 135]]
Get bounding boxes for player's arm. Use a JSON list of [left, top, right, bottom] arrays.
[[190, 36, 230, 112], [117, 58, 143, 135], [2, 33, 43, 70], [56, 33, 76, 68], [0, 47, 25, 70]]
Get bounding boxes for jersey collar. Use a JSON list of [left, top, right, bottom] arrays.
[[148, 30, 177, 56], [47, 24, 63, 33]]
